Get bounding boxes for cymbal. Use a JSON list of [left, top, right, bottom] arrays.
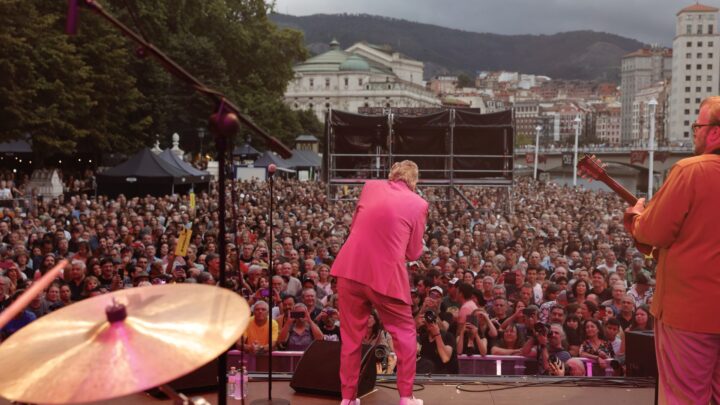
[[0, 283, 250, 404]]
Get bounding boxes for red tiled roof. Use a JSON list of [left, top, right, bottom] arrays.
[[677, 3, 719, 15], [623, 47, 672, 59]]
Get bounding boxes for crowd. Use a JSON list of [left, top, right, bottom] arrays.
[[0, 171, 657, 376]]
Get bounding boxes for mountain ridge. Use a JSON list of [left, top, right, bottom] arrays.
[[270, 13, 648, 82]]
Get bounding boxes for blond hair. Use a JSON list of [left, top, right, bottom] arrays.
[[388, 160, 419, 190]]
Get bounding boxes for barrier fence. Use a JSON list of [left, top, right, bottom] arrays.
[[228, 351, 606, 377]]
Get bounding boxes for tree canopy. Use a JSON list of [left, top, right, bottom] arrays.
[[0, 0, 318, 162]]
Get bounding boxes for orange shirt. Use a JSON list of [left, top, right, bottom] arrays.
[[243, 316, 279, 347], [629, 154, 720, 333]]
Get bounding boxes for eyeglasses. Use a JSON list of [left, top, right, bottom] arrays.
[[692, 123, 718, 131]]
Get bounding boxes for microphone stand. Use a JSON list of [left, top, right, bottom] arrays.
[[251, 164, 288, 405], [210, 109, 238, 405], [230, 154, 248, 405]]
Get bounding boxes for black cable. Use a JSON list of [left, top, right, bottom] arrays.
[[375, 383, 426, 393], [454, 376, 655, 393]]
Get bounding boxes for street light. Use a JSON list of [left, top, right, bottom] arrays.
[[648, 98, 658, 199], [573, 115, 582, 186], [534, 125, 542, 180]]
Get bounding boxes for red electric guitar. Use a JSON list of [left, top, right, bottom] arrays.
[[577, 154, 657, 258]]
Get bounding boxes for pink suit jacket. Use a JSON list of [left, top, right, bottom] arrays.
[[331, 180, 428, 305]]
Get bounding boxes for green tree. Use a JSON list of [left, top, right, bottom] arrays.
[[457, 72, 474, 88], [0, 0, 93, 153], [1, 0, 309, 160]]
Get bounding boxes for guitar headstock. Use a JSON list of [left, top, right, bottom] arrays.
[[577, 154, 608, 183]]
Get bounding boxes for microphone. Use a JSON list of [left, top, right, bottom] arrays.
[[66, 0, 79, 35], [267, 164, 277, 178]]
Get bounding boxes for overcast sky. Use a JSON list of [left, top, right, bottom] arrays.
[[273, 0, 706, 45]]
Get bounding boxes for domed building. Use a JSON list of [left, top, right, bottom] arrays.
[[284, 39, 441, 122]]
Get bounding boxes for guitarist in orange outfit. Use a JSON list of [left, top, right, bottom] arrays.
[[624, 97, 720, 405]]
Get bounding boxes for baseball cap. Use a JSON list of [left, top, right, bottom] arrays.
[[429, 286, 444, 296], [448, 277, 460, 286]]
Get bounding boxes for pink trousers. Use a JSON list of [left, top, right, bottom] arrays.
[[337, 277, 416, 399], [655, 318, 720, 404]]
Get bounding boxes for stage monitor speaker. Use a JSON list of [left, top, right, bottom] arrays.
[[290, 340, 376, 398], [146, 358, 218, 398], [625, 330, 658, 378]]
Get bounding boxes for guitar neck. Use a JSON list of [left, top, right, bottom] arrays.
[[600, 174, 638, 205]]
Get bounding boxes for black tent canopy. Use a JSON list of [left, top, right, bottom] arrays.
[[0, 139, 32, 154], [158, 149, 210, 183], [97, 148, 202, 197]]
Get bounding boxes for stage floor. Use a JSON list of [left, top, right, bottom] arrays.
[[1, 377, 655, 404]]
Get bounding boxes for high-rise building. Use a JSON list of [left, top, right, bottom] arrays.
[[669, 3, 720, 143], [620, 47, 672, 145]]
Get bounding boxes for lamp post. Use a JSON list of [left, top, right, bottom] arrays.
[[573, 115, 582, 186], [534, 125, 542, 180], [648, 98, 658, 199], [197, 127, 206, 160]]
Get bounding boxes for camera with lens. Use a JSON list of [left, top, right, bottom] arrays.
[[533, 322, 552, 338], [374, 344, 389, 360], [424, 310, 437, 324]]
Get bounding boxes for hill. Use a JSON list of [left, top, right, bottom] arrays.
[[270, 13, 647, 82]]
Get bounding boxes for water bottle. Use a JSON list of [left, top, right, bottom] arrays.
[[227, 366, 237, 398], [239, 366, 249, 399]]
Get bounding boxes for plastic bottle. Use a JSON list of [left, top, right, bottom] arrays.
[[239, 366, 249, 399], [227, 366, 237, 398]]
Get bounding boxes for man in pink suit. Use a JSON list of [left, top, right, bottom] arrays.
[[331, 160, 428, 405]]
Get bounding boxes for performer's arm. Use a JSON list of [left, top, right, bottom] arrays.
[[625, 166, 692, 248], [349, 182, 372, 234], [406, 202, 428, 261]]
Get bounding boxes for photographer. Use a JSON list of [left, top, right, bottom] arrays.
[[277, 303, 323, 351], [316, 306, 341, 342], [416, 309, 458, 374], [273, 293, 296, 329], [414, 289, 447, 332], [457, 308, 496, 356], [363, 311, 396, 375], [521, 322, 570, 375]]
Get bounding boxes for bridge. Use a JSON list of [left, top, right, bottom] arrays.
[[513, 146, 694, 195]]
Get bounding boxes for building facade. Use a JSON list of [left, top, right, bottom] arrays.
[[284, 40, 440, 122], [632, 81, 670, 147], [513, 100, 541, 143], [620, 47, 672, 145], [669, 3, 720, 143], [595, 103, 622, 145]]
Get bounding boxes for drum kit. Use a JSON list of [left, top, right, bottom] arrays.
[[0, 271, 250, 404]]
